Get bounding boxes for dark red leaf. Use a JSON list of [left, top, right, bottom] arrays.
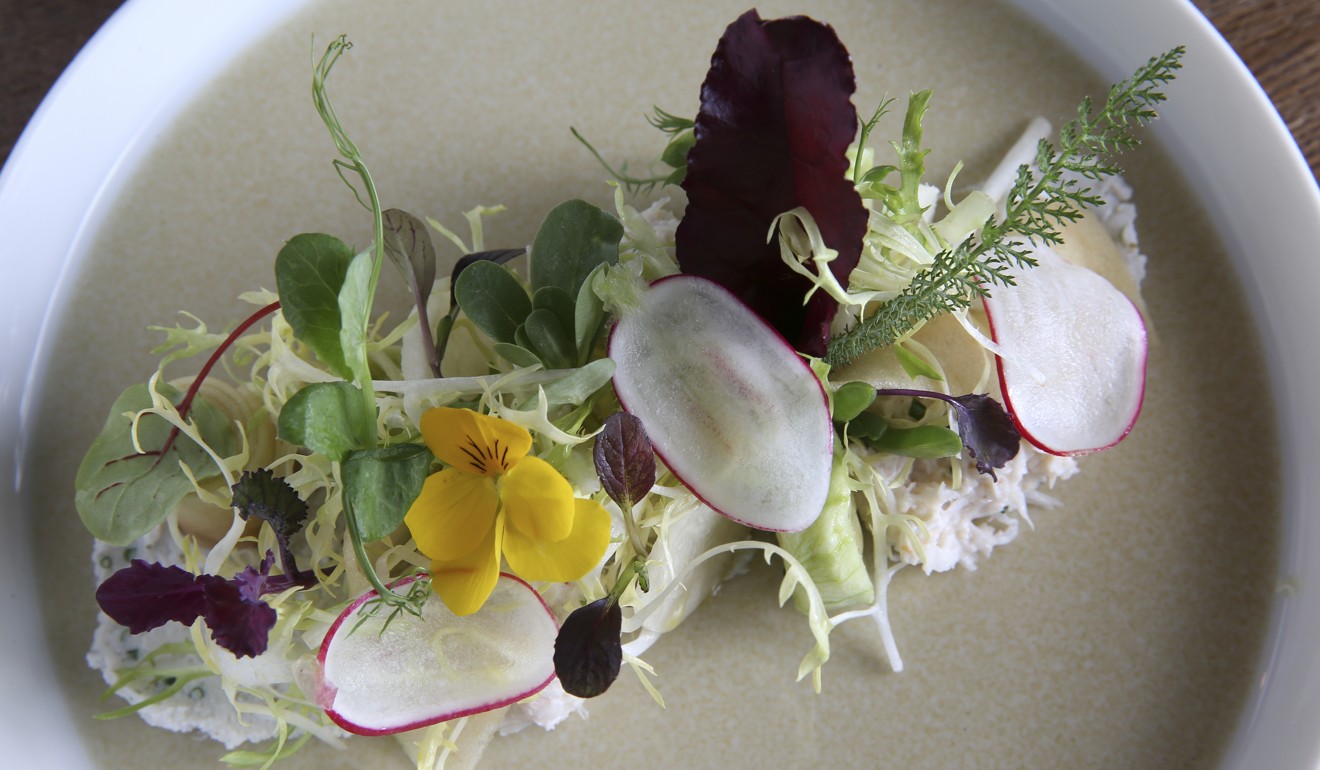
[[95, 560, 208, 634], [200, 575, 278, 659], [95, 553, 289, 659], [593, 412, 656, 509], [946, 393, 1022, 478], [676, 10, 866, 356], [553, 597, 623, 698]]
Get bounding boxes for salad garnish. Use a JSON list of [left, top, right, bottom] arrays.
[[74, 10, 1185, 769]]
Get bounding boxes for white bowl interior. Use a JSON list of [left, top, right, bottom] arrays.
[[2, 1, 1317, 768]]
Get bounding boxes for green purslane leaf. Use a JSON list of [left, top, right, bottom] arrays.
[[533, 286, 576, 338], [522, 308, 577, 370], [274, 233, 356, 379], [276, 381, 374, 463], [75, 383, 237, 546], [529, 199, 623, 300], [341, 444, 433, 542], [573, 263, 608, 361], [492, 342, 542, 368], [454, 260, 532, 344]]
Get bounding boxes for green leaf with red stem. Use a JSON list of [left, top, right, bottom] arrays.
[[75, 382, 238, 546]]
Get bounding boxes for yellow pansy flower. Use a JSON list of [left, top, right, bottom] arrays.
[[404, 407, 611, 616]]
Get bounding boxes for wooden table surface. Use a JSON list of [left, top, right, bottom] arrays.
[[2, 1, 1317, 179]]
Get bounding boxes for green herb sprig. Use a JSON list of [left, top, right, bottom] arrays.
[[572, 107, 694, 193], [825, 46, 1184, 367]]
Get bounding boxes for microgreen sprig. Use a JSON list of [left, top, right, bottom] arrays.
[[312, 37, 417, 609], [312, 35, 383, 406], [572, 107, 694, 194]]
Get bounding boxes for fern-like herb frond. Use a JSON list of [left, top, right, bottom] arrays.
[[825, 46, 1184, 367]]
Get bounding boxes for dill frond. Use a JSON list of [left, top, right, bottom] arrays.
[[825, 46, 1184, 367]]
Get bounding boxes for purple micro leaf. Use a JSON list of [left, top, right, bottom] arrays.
[[96, 553, 291, 658], [227, 548, 316, 595], [94, 560, 208, 634], [200, 575, 278, 659], [875, 389, 1022, 479], [676, 10, 867, 356], [382, 208, 441, 376], [553, 597, 623, 698], [946, 393, 1022, 478], [593, 412, 656, 509], [228, 551, 278, 602]]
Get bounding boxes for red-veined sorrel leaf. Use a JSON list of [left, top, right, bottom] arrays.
[[676, 10, 866, 357], [75, 383, 239, 546], [593, 412, 656, 510]]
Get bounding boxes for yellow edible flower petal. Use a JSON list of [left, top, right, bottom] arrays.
[[503, 498, 612, 583], [420, 407, 532, 477], [404, 468, 499, 562], [502, 455, 575, 543], [428, 512, 504, 617]]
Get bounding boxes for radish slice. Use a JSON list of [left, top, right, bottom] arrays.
[[609, 275, 833, 532], [983, 244, 1146, 455], [314, 574, 558, 736]]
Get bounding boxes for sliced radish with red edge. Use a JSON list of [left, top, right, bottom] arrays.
[[314, 573, 557, 736], [983, 244, 1146, 455], [609, 275, 833, 532]]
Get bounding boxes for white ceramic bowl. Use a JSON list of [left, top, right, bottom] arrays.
[[1, 1, 1316, 768]]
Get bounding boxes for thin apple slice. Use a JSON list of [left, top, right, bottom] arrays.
[[314, 574, 557, 736], [608, 275, 833, 533], [983, 244, 1146, 455]]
